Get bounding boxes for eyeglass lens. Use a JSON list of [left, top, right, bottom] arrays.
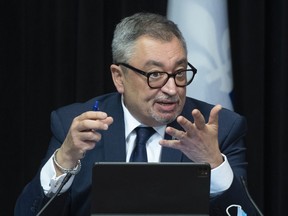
[[148, 70, 194, 88]]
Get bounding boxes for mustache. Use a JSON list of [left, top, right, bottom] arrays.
[[154, 95, 179, 103]]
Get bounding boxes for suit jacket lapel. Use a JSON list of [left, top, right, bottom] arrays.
[[160, 120, 183, 162], [101, 94, 126, 162]]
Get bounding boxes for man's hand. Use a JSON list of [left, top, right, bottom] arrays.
[[54, 111, 113, 175], [159, 105, 223, 169]]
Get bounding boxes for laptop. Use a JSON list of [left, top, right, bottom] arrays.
[[91, 162, 211, 216]]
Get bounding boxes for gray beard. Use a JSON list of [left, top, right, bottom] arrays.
[[150, 110, 179, 125]]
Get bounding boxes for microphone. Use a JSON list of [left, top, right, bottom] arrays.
[[36, 173, 72, 216], [240, 176, 264, 216]]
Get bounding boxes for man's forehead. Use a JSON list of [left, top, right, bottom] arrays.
[[140, 59, 188, 70]]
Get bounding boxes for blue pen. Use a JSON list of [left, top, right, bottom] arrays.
[[92, 100, 99, 111]]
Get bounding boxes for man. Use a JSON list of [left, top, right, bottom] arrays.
[[15, 12, 257, 215]]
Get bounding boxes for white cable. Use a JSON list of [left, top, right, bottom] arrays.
[[226, 204, 243, 216]]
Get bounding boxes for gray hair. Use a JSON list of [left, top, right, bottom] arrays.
[[111, 12, 187, 63]]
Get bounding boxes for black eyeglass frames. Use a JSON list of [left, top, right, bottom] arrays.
[[116, 62, 197, 89]]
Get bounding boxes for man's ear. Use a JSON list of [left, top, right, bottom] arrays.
[[110, 64, 124, 93]]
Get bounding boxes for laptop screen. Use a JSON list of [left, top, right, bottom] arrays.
[[91, 162, 210, 216]]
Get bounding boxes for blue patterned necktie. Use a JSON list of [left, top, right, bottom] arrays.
[[129, 127, 155, 162]]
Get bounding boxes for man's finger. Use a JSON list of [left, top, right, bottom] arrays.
[[192, 109, 206, 130], [208, 105, 222, 125]]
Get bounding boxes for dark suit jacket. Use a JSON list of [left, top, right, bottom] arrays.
[[15, 92, 258, 215]]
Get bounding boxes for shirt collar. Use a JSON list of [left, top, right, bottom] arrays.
[[121, 95, 166, 139]]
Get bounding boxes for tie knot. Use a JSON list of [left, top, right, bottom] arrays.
[[135, 127, 155, 146]]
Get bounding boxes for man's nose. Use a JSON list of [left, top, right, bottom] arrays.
[[160, 77, 177, 95]]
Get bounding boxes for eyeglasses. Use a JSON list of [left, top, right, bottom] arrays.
[[116, 62, 197, 89]]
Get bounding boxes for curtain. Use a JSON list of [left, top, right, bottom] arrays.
[[228, 0, 288, 215]]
